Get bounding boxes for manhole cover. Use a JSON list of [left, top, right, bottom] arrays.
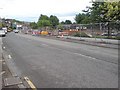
[[4, 77, 22, 86]]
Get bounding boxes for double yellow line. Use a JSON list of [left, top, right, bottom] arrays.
[[24, 77, 37, 90]]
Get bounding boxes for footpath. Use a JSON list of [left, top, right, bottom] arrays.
[[0, 37, 2, 90], [0, 37, 28, 90], [64, 36, 119, 45], [0, 37, 19, 89], [55, 36, 119, 49]]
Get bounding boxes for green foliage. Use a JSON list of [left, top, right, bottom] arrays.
[[103, 2, 120, 21], [75, 1, 120, 24], [38, 14, 49, 21], [61, 21, 65, 24], [0, 23, 2, 27], [73, 32, 90, 37], [60, 20, 72, 24], [90, 1, 120, 22], [37, 20, 51, 27], [75, 13, 90, 24], [37, 14, 59, 28], [30, 22, 38, 29], [50, 15, 59, 28], [37, 14, 51, 27], [64, 20, 72, 24], [90, 2, 105, 22], [57, 24, 64, 30]]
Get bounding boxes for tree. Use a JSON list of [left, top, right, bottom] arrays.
[[30, 22, 38, 29], [38, 14, 49, 21], [57, 24, 64, 30], [0, 23, 2, 28], [89, 1, 120, 22], [61, 21, 65, 24], [37, 14, 51, 28], [37, 20, 51, 27], [103, 2, 120, 22], [89, 2, 105, 23], [75, 13, 90, 24], [64, 20, 72, 24], [50, 15, 59, 29]]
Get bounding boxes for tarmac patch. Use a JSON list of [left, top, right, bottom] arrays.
[[4, 77, 22, 86]]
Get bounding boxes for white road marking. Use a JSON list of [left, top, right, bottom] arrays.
[[48, 46, 98, 60], [24, 77, 36, 90], [0, 71, 5, 75], [8, 55, 12, 59], [73, 53, 96, 60], [3, 46, 5, 49], [47, 46, 102, 62], [41, 44, 49, 47]]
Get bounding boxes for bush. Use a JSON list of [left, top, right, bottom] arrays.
[[73, 32, 90, 37]]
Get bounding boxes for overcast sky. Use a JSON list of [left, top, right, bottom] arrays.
[[0, 0, 92, 22]]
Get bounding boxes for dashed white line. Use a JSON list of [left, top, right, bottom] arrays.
[[73, 53, 96, 60], [8, 55, 12, 59], [41, 44, 49, 47]]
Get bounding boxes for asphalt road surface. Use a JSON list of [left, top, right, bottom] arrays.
[[2, 32, 118, 88]]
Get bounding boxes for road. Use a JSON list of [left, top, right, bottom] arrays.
[[2, 32, 118, 88]]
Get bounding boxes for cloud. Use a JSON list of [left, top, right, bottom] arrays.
[[0, 0, 92, 22]]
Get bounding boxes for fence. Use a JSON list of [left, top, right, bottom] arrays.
[[61, 22, 120, 40]]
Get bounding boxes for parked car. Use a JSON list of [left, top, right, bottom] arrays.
[[2, 27, 7, 34], [14, 29, 19, 33], [0, 28, 6, 37], [101, 33, 108, 36]]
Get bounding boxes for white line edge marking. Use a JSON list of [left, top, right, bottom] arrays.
[[42, 44, 49, 46], [8, 55, 12, 59], [24, 77, 36, 90]]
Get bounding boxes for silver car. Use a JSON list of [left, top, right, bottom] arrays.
[[2, 27, 7, 34], [14, 29, 19, 33], [0, 28, 6, 37]]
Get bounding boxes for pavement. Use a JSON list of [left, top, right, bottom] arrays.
[[0, 37, 2, 90], [2, 32, 118, 88], [0, 36, 28, 89], [64, 36, 119, 45]]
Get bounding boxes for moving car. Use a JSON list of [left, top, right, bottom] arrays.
[[0, 28, 6, 37], [14, 29, 19, 33]]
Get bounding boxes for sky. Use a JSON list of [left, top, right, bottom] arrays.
[[0, 0, 92, 22]]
